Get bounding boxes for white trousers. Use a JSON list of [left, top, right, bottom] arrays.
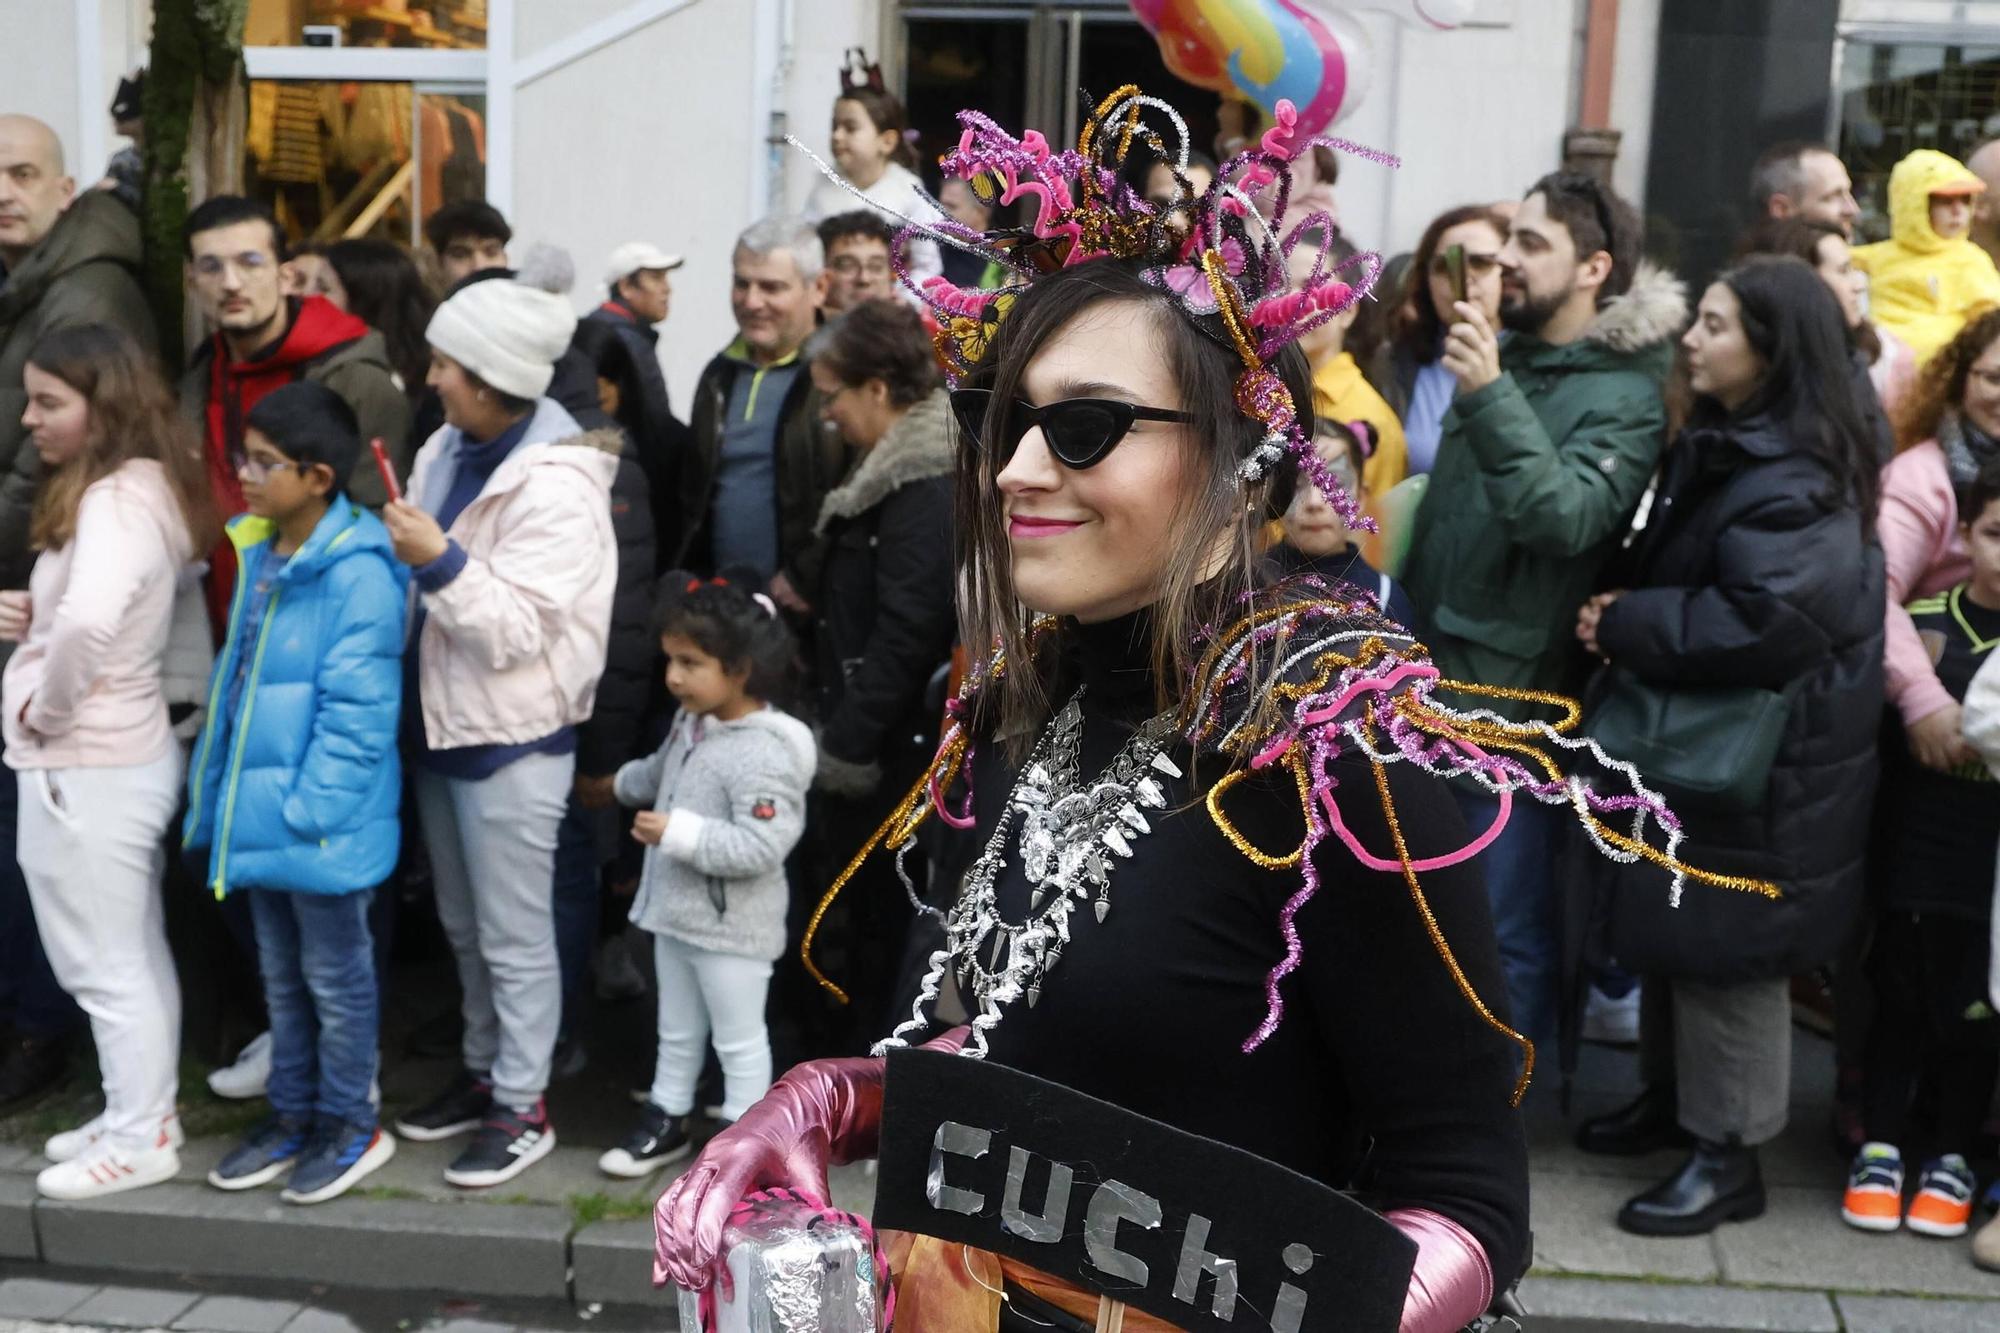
[[649, 933, 773, 1121], [15, 749, 183, 1151]]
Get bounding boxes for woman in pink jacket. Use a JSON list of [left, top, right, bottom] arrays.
[[379, 264, 619, 1190], [1881, 308, 2000, 769], [0, 325, 217, 1200]]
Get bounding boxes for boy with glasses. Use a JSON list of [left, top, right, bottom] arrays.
[[186, 381, 407, 1204]]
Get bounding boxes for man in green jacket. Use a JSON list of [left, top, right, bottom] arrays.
[[1402, 170, 1687, 1045], [0, 115, 158, 590]]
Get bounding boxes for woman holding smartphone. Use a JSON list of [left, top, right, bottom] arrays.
[[1375, 205, 1510, 475], [1, 324, 217, 1200]]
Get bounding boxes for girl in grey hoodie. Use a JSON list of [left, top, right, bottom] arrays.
[[599, 575, 815, 1178]]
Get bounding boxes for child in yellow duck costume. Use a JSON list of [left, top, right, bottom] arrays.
[[1853, 149, 2000, 367]]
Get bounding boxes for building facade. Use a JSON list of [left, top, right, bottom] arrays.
[[10, 0, 1668, 400]]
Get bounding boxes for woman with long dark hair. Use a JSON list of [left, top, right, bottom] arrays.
[[1573, 255, 1884, 1236], [654, 89, 1740, 1331], [2, 324, 218, 1201], [323, 238, 435, 406]]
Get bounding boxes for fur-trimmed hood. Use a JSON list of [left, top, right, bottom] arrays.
[[1581, 261, 1687, 355], [814, 389, 955, 534]]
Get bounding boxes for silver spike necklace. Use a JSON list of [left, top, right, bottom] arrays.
[[881, 687, 1183, 1058]]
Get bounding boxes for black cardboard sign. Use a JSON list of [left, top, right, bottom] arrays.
[[875, 1049, 1417, 1333]]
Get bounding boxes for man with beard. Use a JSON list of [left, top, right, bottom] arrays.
[[1402, 171, 1687, 1048]]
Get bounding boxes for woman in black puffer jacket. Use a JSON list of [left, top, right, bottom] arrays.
[[795, 302, 956, 1050], [1573, 256, 1885, 1237]]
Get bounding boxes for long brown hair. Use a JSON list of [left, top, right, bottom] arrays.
[[27, 324, 220, 555], [957, 259, 1313, 755], [1893, 305, 2000, 452], [1387, 204, 1508, 366]]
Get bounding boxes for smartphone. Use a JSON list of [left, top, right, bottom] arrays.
[[370, 437, 401, 503], [1444, 243, 1468, 305]]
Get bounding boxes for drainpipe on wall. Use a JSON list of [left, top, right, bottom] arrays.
[[750, 0, 795, 219], [1564, 0, 1621, 184]]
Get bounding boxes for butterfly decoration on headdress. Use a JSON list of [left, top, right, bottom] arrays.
[[790, 85, 1398, 533]]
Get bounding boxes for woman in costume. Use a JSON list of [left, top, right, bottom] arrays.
[[657, 89, 1763, 1332]]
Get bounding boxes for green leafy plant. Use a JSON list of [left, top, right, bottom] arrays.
[[141, 0, 249, 365]]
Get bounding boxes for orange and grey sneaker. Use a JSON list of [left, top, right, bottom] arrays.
[[1905, 1154, 1977, 1238], [1840, 1142, 1904, 1232]]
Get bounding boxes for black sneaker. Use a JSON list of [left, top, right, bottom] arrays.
[[282, 1117, 396, 1205], [596, 1103, 691, 1178], [443, 1100, 556, 1188], [393, 1071, 491, 1142], [207, 1113, 311, 1191]]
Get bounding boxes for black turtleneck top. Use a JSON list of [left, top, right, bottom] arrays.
[[934, 610, 1531, 1283]]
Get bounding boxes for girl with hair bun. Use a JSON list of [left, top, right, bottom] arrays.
[[598, 573, 812, 1179], [803, 64, 943, 297]]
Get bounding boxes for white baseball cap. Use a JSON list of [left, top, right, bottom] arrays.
[[605, 241, 684, 286]]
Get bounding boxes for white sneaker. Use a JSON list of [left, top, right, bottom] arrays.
[[37, 1138, 180, 1200], [1582, 983, 1641, 1046], [46, 1111, 184, 1164], [206, 1030, 273, 1099]]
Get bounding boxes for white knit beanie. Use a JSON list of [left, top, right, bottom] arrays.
[[425, 244, 578, 400]]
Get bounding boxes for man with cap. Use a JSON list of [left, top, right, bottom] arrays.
[[586, 242, 690, 552], [383, 258, 620, 1191]]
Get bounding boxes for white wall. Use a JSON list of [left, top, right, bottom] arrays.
[[508, 0, 878, 410], [0, 0, 83, 178], [1609, 0, 1660, 209], [0, 0, 151, 188], [1331, 0, 1588, 259]]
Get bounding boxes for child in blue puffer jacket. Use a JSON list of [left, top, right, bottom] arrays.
[[183, 382, 408, 1206]]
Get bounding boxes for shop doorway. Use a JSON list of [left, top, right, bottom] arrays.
[[899, 2, 1225, 193]]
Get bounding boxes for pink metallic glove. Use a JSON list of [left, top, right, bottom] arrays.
[[654, 1026, 969, 1291], [1387, 1208, 1495, 1333]]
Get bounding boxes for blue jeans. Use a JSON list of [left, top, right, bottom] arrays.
[[0, 746, 79, 1040], [250, 888, 379, 1128], [552, 796, 604, 1039], [1452, 786, 1559, 1045]]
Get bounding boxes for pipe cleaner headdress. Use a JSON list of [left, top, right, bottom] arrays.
[[790, 84, 1396, 533]]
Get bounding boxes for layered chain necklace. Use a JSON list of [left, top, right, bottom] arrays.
[[885, 687, 1183, 1057]]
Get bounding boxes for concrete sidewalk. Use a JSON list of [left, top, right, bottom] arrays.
[[1520, 1027, 2000, 1330], [4, 1019, 2000, 1329]]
